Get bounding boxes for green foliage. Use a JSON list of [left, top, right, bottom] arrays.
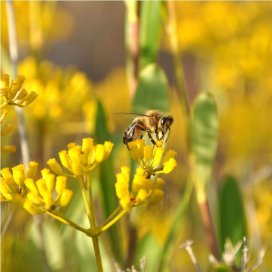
[[139, 1, 163, 69], [218, 176, 247, 253], [191, 92, 219, 190], [132, 64, 169, 113], [94, 100, 123, 264]]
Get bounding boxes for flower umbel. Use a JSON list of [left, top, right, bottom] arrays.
[[115, 166, 165, 210], [48, 138, 114, 177], [128, 139, 177, 176], [0, 161, 39, 202], [0, 162, 73, 215], [0, 74, 38, 107], [23, 169, 73, 215]]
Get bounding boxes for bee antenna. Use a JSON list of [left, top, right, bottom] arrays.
[[114, 112, 152, 117]]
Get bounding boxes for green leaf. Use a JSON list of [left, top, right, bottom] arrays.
[[191, 92, 219, 189], [132, 64, 169, 113], [140, 1, 163, 68], [94, 100, 123, 264], [218, 176, 247, 253]]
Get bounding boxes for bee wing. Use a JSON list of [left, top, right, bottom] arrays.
[[125, 120, 139, 138]]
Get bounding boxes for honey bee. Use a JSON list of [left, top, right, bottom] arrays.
[[123, 110, 174, 147]]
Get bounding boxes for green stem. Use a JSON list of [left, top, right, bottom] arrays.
[[167, 0, 190, 116], [47, 211, 91, 236], [99, 208, 127, 233], [80, 176, 93, 227], [87, 173, 97, 227], [92, 237, 103, 272], [196, 190, 219, 259], [125, 0, 140, 98], [6, 0, 31, 165], [101, 205, 123, 226], [85, 173, 103, 272]]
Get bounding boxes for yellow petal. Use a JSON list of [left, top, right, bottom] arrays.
[[152, 146, 164, 167], [121, 166, 130, 175], [19, 91, 38, 106], [128, 139, 144, 161], [36, 178, 48, 198], [163, 149, 177, 163], [59, 150, 71, 170], [143, 145, 153, 163], [68, 147, 82, 175], [26, 192, 41, 205], [1, 168, 13, 179], [12, 164, 26, 186], [0, 180, 12, 200], [115, 178, 129, 199], [120, 195, 131, 210], [87, 151, 96, 166], [59, 189, 73, 206], [55, 176, 67, 195], [27, 161, 39, 178], [14, 88, 28, 100], [41, 168, 50, 177], [136, 189, 148, 203], [23, 199, 42, 215], [47, 158, 63, 175], [95, 144, 105, 162], [104, 141, 114, 157], [24, 178, 39, 195], [162, 158, 177, 174], [10, 76, 25, 98], [44, 173, 55, 192], [82, 138, 94, 153]]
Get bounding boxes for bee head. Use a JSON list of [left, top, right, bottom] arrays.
[[160, 115, 174, 129]]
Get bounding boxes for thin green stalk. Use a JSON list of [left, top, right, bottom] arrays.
[[87, 173, 97, 227], [47, 211, 91, 236], [125, 0, 140, 98], [80, 176, 93, 227], [5, 0, 30, 165], [196, 192, 219, 258], [99, 208, 127, 233], [85, 173, 103, 272], [167, 0, 190, 116], [101, 205, 123, 227], [92, 237, 103, 272]]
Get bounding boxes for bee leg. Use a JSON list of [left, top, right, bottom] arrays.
[[155, 128, 160, 140], [146, 129, 157, 146], [163, 129, 170, 143]]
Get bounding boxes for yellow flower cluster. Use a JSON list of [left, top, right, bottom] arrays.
[[1, 1, 73, 51], [0, 74, 38, 153], [0, 74, 37, 107], [18, 57, 95, 132], [0, 162, 73, 215], [115, 139, 177, 210], [47, 138, 114, 177], [115, 167, 165, 210], [128, 139, 177, 176]]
